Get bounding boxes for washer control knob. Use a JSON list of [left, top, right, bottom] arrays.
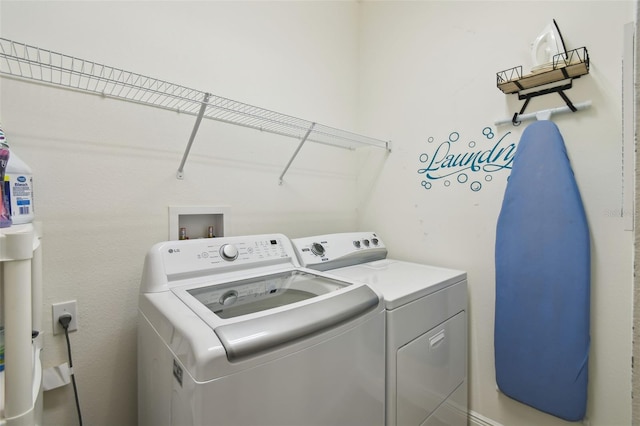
[[363, 239, 370, 247], [372, 238, 379, 246], [220, 290, 238, 306], [353, 240, 361, 248], [311, 242, 325, 257], [220, 244, 239, 261]]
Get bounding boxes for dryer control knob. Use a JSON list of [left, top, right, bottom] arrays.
[[311, 242, 325, 257], [220, 244, 239, 261]]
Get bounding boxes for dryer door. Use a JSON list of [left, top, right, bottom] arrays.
[[396, 311, 466, 425]]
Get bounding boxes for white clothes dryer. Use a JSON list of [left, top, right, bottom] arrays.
[[293, 232, 468, 426], [138, 234, 385, 426]]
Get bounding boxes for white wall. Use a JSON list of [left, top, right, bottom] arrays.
[[357, 1, 634, 425], [0, 2, 367, 425], [0, 1, 635, 426]]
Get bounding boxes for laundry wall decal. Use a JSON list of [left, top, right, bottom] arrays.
[[418, 127, 517, 191]]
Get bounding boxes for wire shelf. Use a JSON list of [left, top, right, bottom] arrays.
[[0, 38, 390, 178]]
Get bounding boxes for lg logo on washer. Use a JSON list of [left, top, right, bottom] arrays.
[[418, 128, 517, 192]]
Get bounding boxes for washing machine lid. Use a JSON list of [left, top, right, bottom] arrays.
[[173, 269, 380, 360], [328, 259, 466, 310], [187, 270, 349, 318]]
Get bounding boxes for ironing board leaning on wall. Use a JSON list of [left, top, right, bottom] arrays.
[[494, 120, 590, 421]]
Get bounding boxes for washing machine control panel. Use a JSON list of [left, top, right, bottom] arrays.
[[157, 234, 293, 283], [292, 232, 387, 271]]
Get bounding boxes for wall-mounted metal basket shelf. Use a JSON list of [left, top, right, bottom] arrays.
[[497, 47, 589, 94], [496, 47, 590, 125], [0, 38, 391, 182]]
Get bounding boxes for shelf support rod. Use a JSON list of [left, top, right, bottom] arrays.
[[177, 92, 211, 179], [279, 122, 316, 185], [495, 100, 591, 126]]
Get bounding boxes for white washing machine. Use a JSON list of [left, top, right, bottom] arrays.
[[138, 234, 385, 426], [293, 232, 468, 426]]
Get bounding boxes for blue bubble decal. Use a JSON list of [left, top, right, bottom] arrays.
[[417, 126, 516, 192]]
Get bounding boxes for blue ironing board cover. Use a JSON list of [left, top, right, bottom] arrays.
[[495, 120, 590, 421]]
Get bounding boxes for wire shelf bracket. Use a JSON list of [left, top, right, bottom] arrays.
[[0, 38, 392, 180], [279, 122, 315, 185], [176, 93, 211, 179]]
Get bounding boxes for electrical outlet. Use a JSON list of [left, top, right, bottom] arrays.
[[52, 300, 78, 335]]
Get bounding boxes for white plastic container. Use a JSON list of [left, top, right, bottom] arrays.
[[4, 150, 34, 224]]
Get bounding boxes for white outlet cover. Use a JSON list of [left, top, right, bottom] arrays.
[[52, 300, 78, 335]]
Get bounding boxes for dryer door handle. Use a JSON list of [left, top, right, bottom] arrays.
[[429, 330, 446, 348]]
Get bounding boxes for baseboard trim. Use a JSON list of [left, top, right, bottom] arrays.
[[468, 410, 504, 426]]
